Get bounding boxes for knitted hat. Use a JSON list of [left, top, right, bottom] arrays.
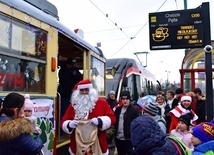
[[24, 94, 34, 111], [192, 121, 214, 143], [110, 90, 115, 95], [180, 94, 192, 102], [175, 88, 183, 94], [73, 79, 93, 90], [120, 90, 131, 100], [143, 102, 159, 116], [179, 114, 191, 127]]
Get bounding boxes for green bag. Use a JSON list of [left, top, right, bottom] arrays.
[[167, 135, 192, 155], [204, 151, 214, 155]]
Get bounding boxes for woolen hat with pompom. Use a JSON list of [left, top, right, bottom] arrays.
[[24, 94, 34, 110]]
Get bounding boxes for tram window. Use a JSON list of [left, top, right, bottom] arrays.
[[0, 16, 10, 48], [0, 13, 46, 93], [0, 55, 45, 93], [0, 13, 47, 60], [91, 56, 105, 96], [11, 20, 47, 60]]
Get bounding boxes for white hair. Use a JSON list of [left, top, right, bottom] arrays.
[[71, 88, 98, 119]]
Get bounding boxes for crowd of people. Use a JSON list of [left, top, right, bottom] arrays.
[[59, 78, 214, 155], [0, 76, 214, 155]]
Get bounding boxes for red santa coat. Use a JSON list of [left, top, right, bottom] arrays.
[[61, 98, 116, 155], [169, 104, 198, 133]]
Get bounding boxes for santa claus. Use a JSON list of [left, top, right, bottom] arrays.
[[61, 79, 116, 155]]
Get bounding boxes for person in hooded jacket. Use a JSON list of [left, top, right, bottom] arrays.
[[191, 121, 214, 155], [131, 114, 191, 155], [0, 93, 43, 155]]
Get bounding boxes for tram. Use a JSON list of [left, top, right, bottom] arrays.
[[0, 0, 106, 154], [106, 58, 161, 102]]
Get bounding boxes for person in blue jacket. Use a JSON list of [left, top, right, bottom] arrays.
[[0, 92, 43, 155], [191, 121, 214, 155], [131, 114, 191, 155]]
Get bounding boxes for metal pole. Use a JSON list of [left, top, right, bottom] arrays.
[[203, 2, 213, 121], [184, 0, 187, 9], [204, 45, 213, 121]]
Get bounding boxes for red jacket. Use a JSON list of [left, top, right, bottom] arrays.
[[169, 105, 198, 133]]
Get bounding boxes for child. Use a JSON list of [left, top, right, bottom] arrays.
[[191, 121, 214, 154], [169, 94, 198, 132], [24, 94, 41, 135], [170, 113, 194, 151]]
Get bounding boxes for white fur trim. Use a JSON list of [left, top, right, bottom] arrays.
[[62, 120, 74, 134], [103, 149, 109, 155], [181, 96, 192, 102], [77, 84, 93, 90], [98, 116, 111, 131], [192, 114, 198, 121], [68, 147, 74, 155]]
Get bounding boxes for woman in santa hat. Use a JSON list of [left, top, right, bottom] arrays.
[[61, 79, 116, 155], [169, 94, 198, 133]]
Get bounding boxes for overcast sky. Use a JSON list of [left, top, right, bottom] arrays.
[[48, 0, 214, 83]]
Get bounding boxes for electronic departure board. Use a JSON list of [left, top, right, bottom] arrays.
[[149, 3, 210, 50]]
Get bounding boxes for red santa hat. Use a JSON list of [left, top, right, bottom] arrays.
[[24, 94, 34, 110], [180, 94, 192, 102], [73, 79, 93, 90]]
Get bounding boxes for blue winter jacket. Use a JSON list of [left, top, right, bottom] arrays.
[[192, 140, 214, 155], [131, 114, 188, 155], [0, 116, 43, 155]]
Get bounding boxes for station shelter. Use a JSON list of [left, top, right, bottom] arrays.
[[180, 41, 214, 94]]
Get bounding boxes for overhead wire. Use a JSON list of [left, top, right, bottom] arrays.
[[88, 0, 133, 39], [111, 0, 168, 56], [175, 0, 178, 9], [85, 24, 142, 33], [160, 0, 182, 63]]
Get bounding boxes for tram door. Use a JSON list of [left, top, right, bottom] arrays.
[[56, 33, 85, 145]]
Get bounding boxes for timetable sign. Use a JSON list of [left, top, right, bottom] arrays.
[[149, 5, 208, 50]]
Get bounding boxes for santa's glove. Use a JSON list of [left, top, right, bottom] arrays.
[[68, 120, 79, 129], [90, 118, 103, 128]]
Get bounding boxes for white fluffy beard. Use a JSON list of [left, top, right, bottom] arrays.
[[71, 88, 98, 119]]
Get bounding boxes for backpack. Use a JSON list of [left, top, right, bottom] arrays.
[[166, 135, 192, 155]]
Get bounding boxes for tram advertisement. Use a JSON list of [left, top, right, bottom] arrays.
[[32, 98, 54, 155]]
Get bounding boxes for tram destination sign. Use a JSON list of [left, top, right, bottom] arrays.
[[149, 3, 209, 50]]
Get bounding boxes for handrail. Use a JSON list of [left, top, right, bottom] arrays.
[[57, 92, 61, 141]]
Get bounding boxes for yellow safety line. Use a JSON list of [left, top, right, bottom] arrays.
[[56, 140, 70, 149]]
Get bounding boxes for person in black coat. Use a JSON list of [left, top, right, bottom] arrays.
[[58, 58, 83, 118], [171, 88, 183, 109], [193, 88, 206, 124], [114, 90, 141, 155]]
